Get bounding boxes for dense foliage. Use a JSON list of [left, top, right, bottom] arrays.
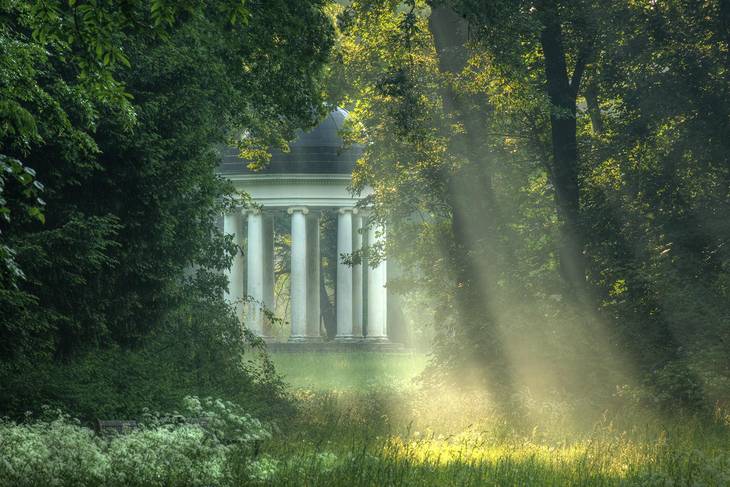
[[0, 0, 333, 418], [332, 0, 730, 412]]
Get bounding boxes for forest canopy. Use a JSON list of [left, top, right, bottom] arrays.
[[332, 0, 729, 410]]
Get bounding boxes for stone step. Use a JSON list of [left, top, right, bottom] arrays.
[[265, 340, 407, 353]]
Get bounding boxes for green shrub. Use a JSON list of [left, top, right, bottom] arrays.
[[0, 318, 293, 424], [0, 397, 276, 487], [180, 396, 271, 447], [106, 426, 225, 487], [0, 414, 108, 487]]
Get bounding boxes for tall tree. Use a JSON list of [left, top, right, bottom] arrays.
[[428, 6, 515, 394], [440, 0, 597, 298], [334, 1, 523, 397], [0, 0, 333, 360]]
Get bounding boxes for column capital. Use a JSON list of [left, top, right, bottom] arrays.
[[287, 206, 309, 215], [241, 207, 262, 215], [338, 207, 359, 215]]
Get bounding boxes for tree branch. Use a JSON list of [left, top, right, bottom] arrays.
[[570, 50, 588, 97]]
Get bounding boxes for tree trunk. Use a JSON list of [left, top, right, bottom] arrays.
[[538, 4, 588, 298], [320, 259, 336, 338], [429, 7, 517, 400]]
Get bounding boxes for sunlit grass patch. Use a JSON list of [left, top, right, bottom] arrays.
[[383, 431, 660, 479], [265, 419, 730, 486], [264, 351, 730, 485], [265, 427, 730, 486]]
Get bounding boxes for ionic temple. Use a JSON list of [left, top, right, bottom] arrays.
[[218, 108, 389, 343]]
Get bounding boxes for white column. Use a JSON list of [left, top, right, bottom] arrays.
[[336, 208, 356, 340], [306, 213, 322, 339], [224, 210, 245, 323], [262, 214, 275, 337], [367, 220, 388, 341], [288, 207, 308, 341], [352, 214, 364, 338], [246, 209, 264, 335]]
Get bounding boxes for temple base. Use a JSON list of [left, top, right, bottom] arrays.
[[287, 336, 324, 343], [334, 335, 364, 342], [364, 336, 390, 344], [267, 340, 404, 353]]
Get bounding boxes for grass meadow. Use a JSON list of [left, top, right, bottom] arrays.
[[3, 351, 728, 486], [264, 351, 730, 486]]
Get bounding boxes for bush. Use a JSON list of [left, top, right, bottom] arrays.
[[0, 413, 108, 487], [0, 397, 277, 487], [179, 396, 271, 447], [106, 426, 225, 487], [0, 289, 293, 423]]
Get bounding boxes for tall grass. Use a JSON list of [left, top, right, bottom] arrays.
[[266, 352, 730, 486], [265, 388, 730, 486]]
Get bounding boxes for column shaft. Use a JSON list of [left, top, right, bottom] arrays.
[[306, 214, 322, 339], [262, 214, 275, 337], [246, 211, 264, 335], [336, 208, 355, 340], [367, 222, 388, 341], [352, 214, 364, 338], [289, 207, 308, 340]]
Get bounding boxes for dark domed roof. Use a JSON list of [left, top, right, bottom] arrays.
[[218, 108, 362, 176]]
